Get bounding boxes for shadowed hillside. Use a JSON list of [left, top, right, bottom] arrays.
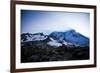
[[21, 44, 89, 62]]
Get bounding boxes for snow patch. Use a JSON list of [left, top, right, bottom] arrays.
[[22, 34, 48, 42], [47, 38, 62, 47]]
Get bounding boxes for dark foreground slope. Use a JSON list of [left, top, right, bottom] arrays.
[[21, 45, 89, 63]]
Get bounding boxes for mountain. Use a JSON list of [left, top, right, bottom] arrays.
[[21, 30, 90, 62], [21, 33, 48, 42], [21, 29, 89, 48], [50, 29, 89, 47]]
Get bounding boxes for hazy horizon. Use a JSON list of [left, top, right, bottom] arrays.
[[21, 10, 90, 37]]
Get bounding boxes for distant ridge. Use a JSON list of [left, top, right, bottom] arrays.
[[21, 29, 89, 47]]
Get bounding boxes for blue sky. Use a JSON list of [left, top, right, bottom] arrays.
[[21, 10, 90, 37]]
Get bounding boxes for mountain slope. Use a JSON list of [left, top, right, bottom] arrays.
[[21, 30, 89, 62], [21, 29, 89, 47], [21, 33, 48, 42], [50, 29, 89, 47]]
